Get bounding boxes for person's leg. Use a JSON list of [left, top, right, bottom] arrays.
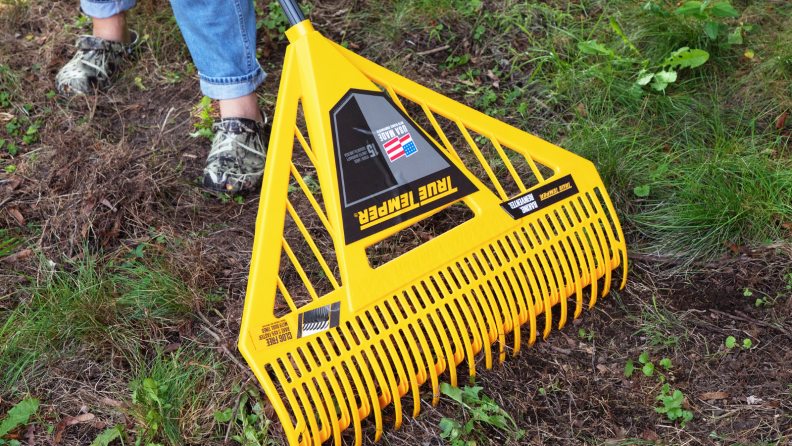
[[81, 0, 135, 42], [55, 1, 138, 95], [169, 0, 270, 192], [219, 93, 262, 122], [92, 13, 131, 44], [169, 0, 266, 118]]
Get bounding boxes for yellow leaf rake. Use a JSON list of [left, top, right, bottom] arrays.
[[239, 3, 627, 445]]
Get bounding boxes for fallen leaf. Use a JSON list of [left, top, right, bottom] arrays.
[[47, 56, 64, 69], [3, 249, 33, 263], [99, 397, 124, 408], [777, 111, 789, 130], [163, 342, 181, 353], [640, 429, 659, 441], [56, 159, 79, 176], [81, 222, 91, 238], [263, 399, 276, 419], [576, 103, 588, 117], [66, 413, 95, 425], [782, 222, 792, 230], [349, 42, 360, 49], [8, 208, 25, 226], [26, 424, 35, 445], [112, 212, 123, 233], [87, 418, 106, 430], [37, 35, 48, 45], [0, 434, 21, 440], [725, 240, 740, 253], [83, 197, 96, 214], [699, 391, 729, 400], [53, 419, 67, 445], [6, 177, 21, 191], [596, 364, 610, 374], [99, 198, 117, 212]]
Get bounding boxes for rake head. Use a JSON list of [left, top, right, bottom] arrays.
[[239, 19, 627, 446]]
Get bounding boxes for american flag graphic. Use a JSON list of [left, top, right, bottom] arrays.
[[384, 133, 417, 162]]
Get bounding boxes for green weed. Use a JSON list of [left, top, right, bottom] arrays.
[[126, 348, 218, 445], [671, 1, 756, 45], [725, 336, 752, 349], [0, 229, 22, 257], [438, 383, 524, 445], [655, 384, 693, 426], [90, 425, 124, 446], [578, 18, 710, 92], [0, 398, 38, 445], [189, 96, 215, 140], [214, 383, 276, 446], [256, 2, 311, 42]]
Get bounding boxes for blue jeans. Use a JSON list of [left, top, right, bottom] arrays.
[[81, 0, 266, 100]]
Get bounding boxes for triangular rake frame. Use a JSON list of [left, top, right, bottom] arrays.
[[239, 20, 627, 446]]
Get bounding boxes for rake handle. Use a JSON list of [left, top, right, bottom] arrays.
[[278, 0, 307, 27]]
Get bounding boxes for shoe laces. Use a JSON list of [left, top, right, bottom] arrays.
[[213, 131, 266, 179], [73, 49, 112, 79]]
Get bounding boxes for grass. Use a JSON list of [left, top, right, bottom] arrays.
[[352, 0, 792, 261], [0, 254, 234, 443], [1, 255, 198, 380]]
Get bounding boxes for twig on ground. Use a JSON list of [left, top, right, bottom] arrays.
[[692, 321, 735, 335], [416, 45, 449, 56], [547, 345, 571, 355], [225, 376, 253, 445], [196, 309, 250, 373], [709, 309, 792, 339]]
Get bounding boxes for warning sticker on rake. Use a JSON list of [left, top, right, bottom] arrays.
[[330, 89, 478, 244], [253, 320, 293, 349], [500, 175, 579, 220]]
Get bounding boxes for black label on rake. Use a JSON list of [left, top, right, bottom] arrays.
[[330, 89, 478, 245], [297, 302, 340, 339], [500, 175, 579, 220]]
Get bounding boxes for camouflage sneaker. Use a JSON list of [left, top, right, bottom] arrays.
[[202, 115, 271, 193], [55, 31, 139, 96]]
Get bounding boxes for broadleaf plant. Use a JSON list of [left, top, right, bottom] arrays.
[[438, 383, 524, 446], [655, 385, 693, 427], [0, 399, 39, 443], [577, 18, 710, 93]]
